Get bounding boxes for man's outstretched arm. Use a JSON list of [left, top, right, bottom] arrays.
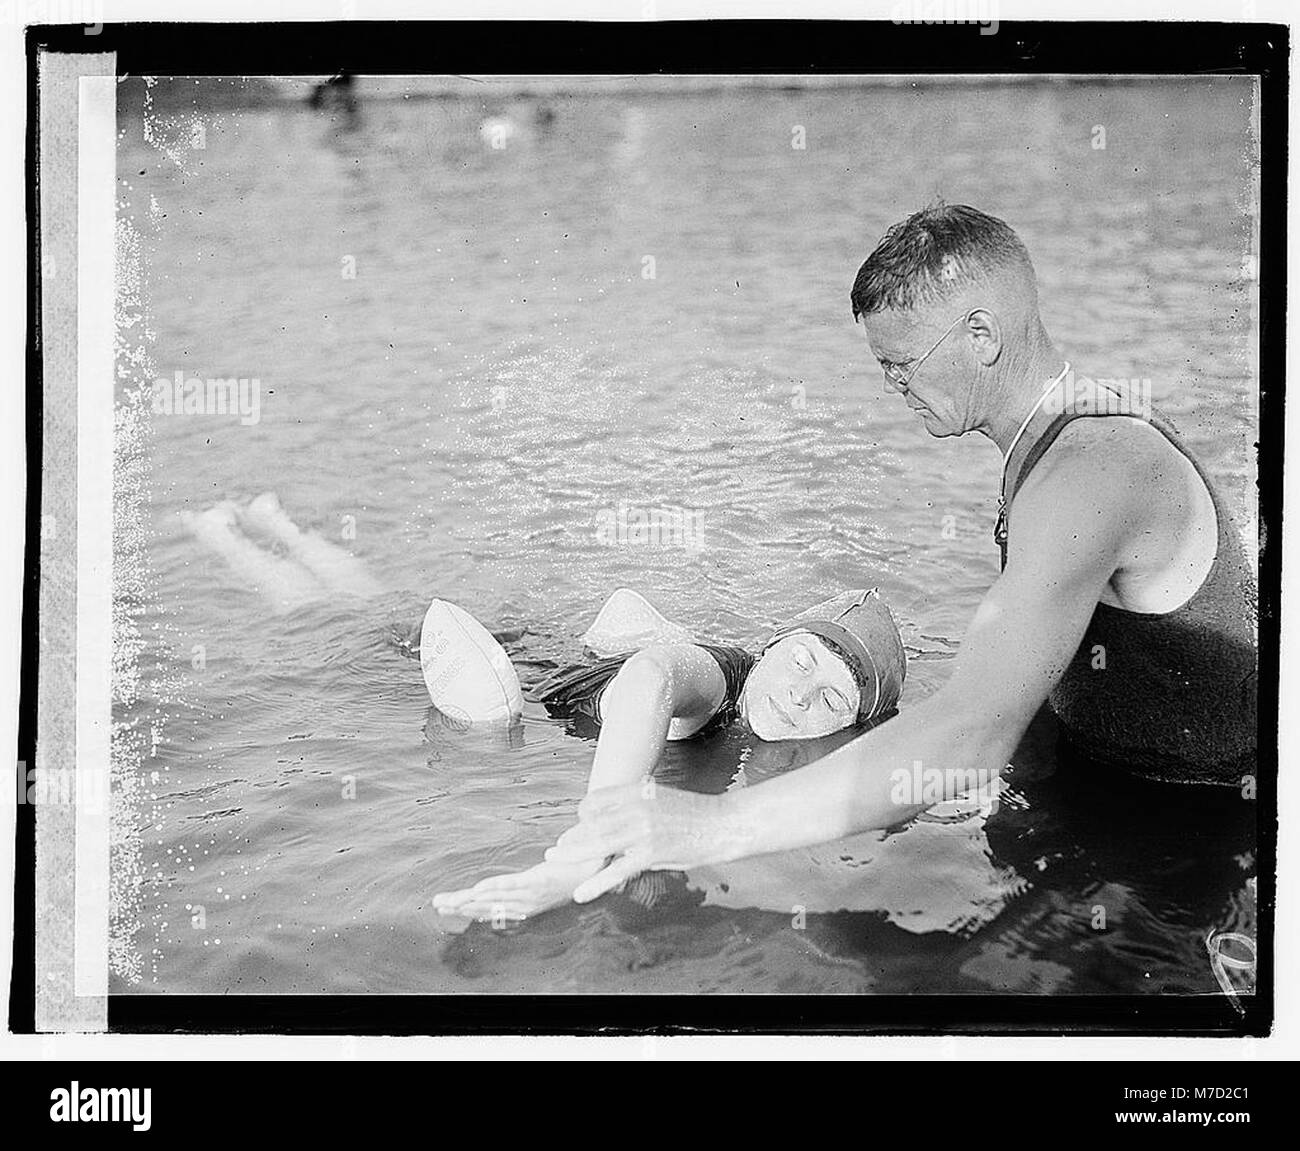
[[547, 433, 1155, 899]]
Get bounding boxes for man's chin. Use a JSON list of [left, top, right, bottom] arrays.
[[919, 412, 959, 438]]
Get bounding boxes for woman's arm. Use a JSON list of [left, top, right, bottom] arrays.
[[585, 643, 728, 793], [431, 642, 728, 921]]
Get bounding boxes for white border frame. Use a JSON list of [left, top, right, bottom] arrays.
[[0, 0, 1294, 1060]]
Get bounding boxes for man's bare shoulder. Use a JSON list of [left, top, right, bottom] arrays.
[[1019, 414, 1184, 508], [1011, 413, 1215, 606], [1006, 416, 1172, 571]]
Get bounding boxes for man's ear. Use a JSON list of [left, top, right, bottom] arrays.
[[965, 308, 1003, 366]]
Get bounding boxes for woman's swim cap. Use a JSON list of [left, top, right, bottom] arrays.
[[763, 589, 907, 723]]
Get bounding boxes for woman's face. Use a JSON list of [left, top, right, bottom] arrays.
[[742, 632, 861, 741]]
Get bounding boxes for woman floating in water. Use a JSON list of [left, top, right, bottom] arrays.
[[432, 587, 907, 921], [180, 497, 908, 921]]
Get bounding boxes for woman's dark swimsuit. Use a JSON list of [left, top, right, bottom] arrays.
[[531, 644, 756, 738]]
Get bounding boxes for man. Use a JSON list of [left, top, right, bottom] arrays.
[[545, 203, 1258, 901]]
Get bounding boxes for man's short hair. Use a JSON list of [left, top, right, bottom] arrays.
[[850, 202, 1034, 321]]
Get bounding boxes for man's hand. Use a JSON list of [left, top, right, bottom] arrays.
[[432, 857, 604, 921], [544, 783, 733, 902]]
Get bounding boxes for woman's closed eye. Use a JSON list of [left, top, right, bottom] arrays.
[[791, 644, 815, 674], [822, 687, 850, 712]]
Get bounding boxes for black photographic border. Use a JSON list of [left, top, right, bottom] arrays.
[[14, 17, 1285, 1037]]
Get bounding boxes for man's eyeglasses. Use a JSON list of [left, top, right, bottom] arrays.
[[877, 311, 972, 392]]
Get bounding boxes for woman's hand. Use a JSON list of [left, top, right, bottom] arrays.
[[544, 782, 737, 902]]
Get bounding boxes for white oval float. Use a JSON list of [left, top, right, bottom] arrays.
[[419, 599, 523, 724], [581, 587, 695, 657]]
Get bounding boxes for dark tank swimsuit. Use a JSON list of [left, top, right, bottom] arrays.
[[531, 644, 756, 737], [1001, 393, 1258, 786]]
